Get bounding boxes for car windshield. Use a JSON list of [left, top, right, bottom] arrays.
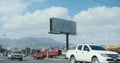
[[90, 45, 106, 51], [12, 51, 22, 54], [34, 54, 41, 56]]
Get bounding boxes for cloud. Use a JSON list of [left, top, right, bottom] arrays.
[[74, 7, 120, 26], [0, 0, 27, 16], [73, 6, 120, 45], [2, 7, 70, 38], [1, 3, 120, 45]]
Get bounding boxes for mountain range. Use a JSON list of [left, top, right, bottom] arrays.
[[0, 37, 65, 48]]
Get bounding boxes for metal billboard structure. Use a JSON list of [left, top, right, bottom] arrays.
[[49, 18, 76, 50], [50, 18, 76, 34]]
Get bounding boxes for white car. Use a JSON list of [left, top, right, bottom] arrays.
[[66, 44, 120, 63], [8, 51, 23, 61]]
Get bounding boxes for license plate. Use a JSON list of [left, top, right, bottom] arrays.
[[113, 59, 117, 61]]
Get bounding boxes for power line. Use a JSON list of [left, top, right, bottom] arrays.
[[92, 0, 120, 7]]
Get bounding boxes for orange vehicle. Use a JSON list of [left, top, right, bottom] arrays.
[[40, 50, 61, 58], [105, 45, 120, 54]]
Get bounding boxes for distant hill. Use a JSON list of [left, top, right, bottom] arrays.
[[0, 37, 65, 48]]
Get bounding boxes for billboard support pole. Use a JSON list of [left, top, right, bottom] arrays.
[[66, 33, 69, 51]]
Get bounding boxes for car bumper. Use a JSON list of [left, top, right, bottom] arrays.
[[11, 56, 23, 59], [99, 57, 120, 63], [34, 57, 43, 59]]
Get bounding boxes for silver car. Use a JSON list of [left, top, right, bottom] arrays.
[[9, 51, 23, 61]]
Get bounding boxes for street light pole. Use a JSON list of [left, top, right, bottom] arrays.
[[0, 34, 6, 56]]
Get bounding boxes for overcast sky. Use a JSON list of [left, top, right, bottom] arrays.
[[0, 0, 120, 45]]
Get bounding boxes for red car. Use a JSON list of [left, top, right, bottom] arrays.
[[33, 54, 44, 59]]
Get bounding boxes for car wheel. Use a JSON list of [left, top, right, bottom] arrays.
[[91, 57, 99, 63], [20, 58, 23, 61], [41, 57, 44, 60], [10, 58, 13, 60], [70, 56, 77, 63]]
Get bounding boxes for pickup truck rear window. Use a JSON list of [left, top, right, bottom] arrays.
[[78, 45, 82, 50], [90, 45, 106, 51]]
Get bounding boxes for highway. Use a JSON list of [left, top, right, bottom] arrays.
[[0, 56, 70, 63]]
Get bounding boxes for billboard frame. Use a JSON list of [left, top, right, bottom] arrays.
[[49, 18, 77, 50], [49, 18, 76, 35]]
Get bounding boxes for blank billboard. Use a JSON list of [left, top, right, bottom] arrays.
[[50, 18, 76, 34]]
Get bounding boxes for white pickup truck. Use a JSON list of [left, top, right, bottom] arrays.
[[66, 44, 120, 63]]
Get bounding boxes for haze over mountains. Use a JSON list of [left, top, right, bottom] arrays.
[[0, 37, 65, 48]]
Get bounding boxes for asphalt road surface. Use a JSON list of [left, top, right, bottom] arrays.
[[0, 57, 70, 63]]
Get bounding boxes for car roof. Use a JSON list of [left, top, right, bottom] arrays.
[[77, 44, 101, 46]]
